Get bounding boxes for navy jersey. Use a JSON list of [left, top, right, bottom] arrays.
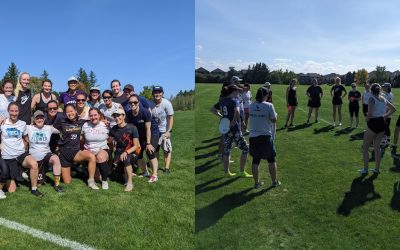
[[126, 108, 158, 141], [219, 97, 240, 132]]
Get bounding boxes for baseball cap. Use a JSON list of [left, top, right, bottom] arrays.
[[264, 82, 271, 87], [152, 86, 164, 93], [351, 83, 357, 87], [33, 110, 45, 118], [231, 76, 243, 84], [90, 86, 100, 92], [383, 82, 391, 88], [67, 76, 78, 82], [112, 109, 125, 116], [123, 84, 134, 91]]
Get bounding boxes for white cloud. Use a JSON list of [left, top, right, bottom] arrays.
[[195, 44, 203, 51]]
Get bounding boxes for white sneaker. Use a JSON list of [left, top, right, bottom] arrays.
[[332, 122, 336, 126], [0, 190, 6, 199], [101, 181, 109, 190], [338, 122, 342, 126], [88, 180, 99, 190]]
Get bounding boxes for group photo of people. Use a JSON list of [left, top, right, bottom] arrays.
[[0, 72, 175, 198]]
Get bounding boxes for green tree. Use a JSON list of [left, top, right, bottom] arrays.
[[354, 69, 369, 85], [76, 67, 90, 92], [89, 70, 97, 87], [268, 70, 281, 84], [40, 69, 49, 80], [139, 85, 154, 100], [2, 62, 19, 85], [30, 76, 42, 95], [375, 65, 389, 83], [344, 71, 354, 86]]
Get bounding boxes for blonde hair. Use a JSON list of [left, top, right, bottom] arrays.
[[14, 72, 30, 96]]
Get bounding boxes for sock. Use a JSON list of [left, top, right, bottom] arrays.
[[31, 187, 37, 191], [54, 175, 60, 186]]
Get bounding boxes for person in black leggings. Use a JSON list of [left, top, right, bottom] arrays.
[[348, 83, 361, 128]]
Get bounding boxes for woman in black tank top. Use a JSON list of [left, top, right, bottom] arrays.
[[31, 79, 57, 112], [284, 79, 298, 128]]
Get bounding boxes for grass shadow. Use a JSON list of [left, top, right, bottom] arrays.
[[313, 125, 335, 134], [195, 158, 219, 175], [287, 123, 312, 132], [201, 136, 221, 143], [349, 131, 365, 141], [195, 177, 239, 195], [337, 173, 381, 216], [195, 150, 219, 160], [334, 127, 355, 137], [195, 186, 273, 233], [390, 181, 400, 212], [195, 142, 219, 152]]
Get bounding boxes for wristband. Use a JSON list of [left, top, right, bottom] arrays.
[[146, 143, 151, 145]]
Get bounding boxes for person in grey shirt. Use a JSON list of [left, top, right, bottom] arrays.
[[249, 87, 280, 189]]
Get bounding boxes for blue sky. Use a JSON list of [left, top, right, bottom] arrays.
[[0, 0, 193, 97], [196, 0, 400, 75]]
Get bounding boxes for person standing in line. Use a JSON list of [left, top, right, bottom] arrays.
[[330, 77, 347, 126], [263, 82, 273, 103], [306, 78, 323, 124], [360, 83, 395, 175], [284, 79, 298, 128], [383, 82, 393, 146], [249, 87, 280, 188], [241, 83, 252, 133], [348, 83, 361, 128], [362, 83, 372, 117]]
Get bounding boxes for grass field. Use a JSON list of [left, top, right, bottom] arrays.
[[195, 83, 400, 249], [0, 110, 194, 250]]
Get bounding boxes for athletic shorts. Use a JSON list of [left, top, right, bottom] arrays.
[[113, 151, 136, 168], [249, 135, 276, 163], [59, 148, 80, 168], [4, 152, 30, 180], [349, 102, 359, 117], [308, 99, 321, 108], [138, 137, 158, 160], [37, 153, 54, 184], [0, 158, 10, 182], [367, 117, 386, 134], [223, 131, 249, 155], [332, 97, 343, 105]]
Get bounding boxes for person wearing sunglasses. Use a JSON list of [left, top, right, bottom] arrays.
[[75, 93, 90, 121], [44, 100, 63, 153], [122, 84, 151, 113], [58, 76, 87, 107], [126, 94, 159, 182], [99, 90, 123, 128], [348, 83, 361, 128]]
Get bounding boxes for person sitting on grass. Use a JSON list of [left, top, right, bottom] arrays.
[[249, 87, 280, 188]]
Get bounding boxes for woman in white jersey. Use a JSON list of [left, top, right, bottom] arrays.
[[0, 80, 16, 119], [81, 108, 111, 190], [25, 110, 63, 193], [99, 89, 123, 128], [0, 102, 43, 197], [360, 83, 395, 175], [249, 87, 280, 188]]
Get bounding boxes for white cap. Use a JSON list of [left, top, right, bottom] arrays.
[[67, 76, 78, 82]]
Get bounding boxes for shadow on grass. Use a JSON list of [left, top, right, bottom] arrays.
[[196, 186, 273, 233], [334, 127, 355, 136], [195, 177, 239, 195], [195, 142, 219, 152], [349, 131, 365, 141], [195, 150, 219, 160], [313, 125, 335, 134], [287, 123, 312, 132], [195, 158, 219, 175], [337, 174, 381, 216], [202, 136, 221, 143], [390, 181, 400, 212]]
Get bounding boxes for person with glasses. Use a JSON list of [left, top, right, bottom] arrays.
[[53, 104, 98, 189], [87, 86, 103, 108], [348, 83, 361, 128], [110, 79, 127, 104], [25, 110, 64, 193], [14, 72, 33, 124], [99, 90, 123, 128], [122, 84, 150, 113], [108, 109, 140, 192], [126, 94, 159, 182], [31, 79, 58, 112], [58, 76, 87, 107], [45, 100, 63, 153], [75, 93, 90, 121]]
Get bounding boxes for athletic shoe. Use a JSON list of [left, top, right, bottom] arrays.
[[254, 182, 263, 189], [148, 175, 158, 183], [225, 171, 236, 177], [338, 122, 342, 126], [332, 122, 336, 126], [138, 172, 150, 178], [164, 169, 170, 175], [238, 171, 253, 178], [306, 120, 310, 124], [31, 189, 44, 197], [88, 180, 99, 190], [284, 124, 288, 128], [53, 185, 64, 193], [0, 190, 6, 199], [358, 168, 368, 175], [102, 181, 109, 190], [124, 183, 133, 192], [272, 180, 281, 187], [289, 123, 294, 127], [371, 168, 380, 174]]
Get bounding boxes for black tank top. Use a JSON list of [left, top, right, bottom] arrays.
[[36, 92, 54, 112], [17, 89, 32, 124], [288, 87, 297, 106]]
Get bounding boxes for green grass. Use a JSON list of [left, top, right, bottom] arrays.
[[195, 83, 400, 249], [0, 110, 194, 250]]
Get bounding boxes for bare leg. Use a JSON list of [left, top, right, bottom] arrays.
[[252, 163, 259, 184], [22, 155, 38, 189], [363, 129, 375, 169], [61, 167, 72, 184], [373, 132, 385, 171], [164, 152, 171, 170], [6, 180, 16, 192], [239, 153, 248, 172], [338, 105, 342, 124], [290, 108, 296, 125], [332, 105, 337, 123], [307, 107, 312, 122], [315, 108, 319, 122], [268, 162, 277, 183]]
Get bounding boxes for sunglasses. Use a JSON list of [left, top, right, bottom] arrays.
[[48, 107, 57, 111], [103, 96, 112, 99], [129, 101, 139, 105], [76, 99, 86, 102]]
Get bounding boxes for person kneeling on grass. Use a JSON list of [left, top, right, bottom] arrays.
[[0, 102, 43, 197], [249, 87, 280, 188], [0, 158, 11, 199], [53, 104, 99, 189], [108, 109, 140, 192], [26, 110, 64, 193]]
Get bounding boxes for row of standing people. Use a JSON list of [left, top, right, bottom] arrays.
[[0, 73, 174, 198]]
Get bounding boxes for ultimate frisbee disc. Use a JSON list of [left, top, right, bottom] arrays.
[[219, 118, 230, 134]]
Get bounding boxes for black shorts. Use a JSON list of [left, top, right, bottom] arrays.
[[113, 151, 136, 168], [349, 103, 359, 117], [59, 148, 80, 168], [138, 137, 158, 160], [37, 153, 54, 184], [308, 99, 321, 108], [4, 152, 30, 180], [249, 135, 276, 163], [332, 97, 343, 105], [367, 117, 386, 134]]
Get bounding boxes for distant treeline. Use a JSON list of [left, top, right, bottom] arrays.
[[170, 90, 194, 111]]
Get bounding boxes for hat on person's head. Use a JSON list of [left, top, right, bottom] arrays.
[[33, 110, 45, 118], [112, 109, 125, 116], [123, 84, 134, 91], [152, 86, 164, 93], [226, 84, 242, 92], [67, 76, 78, 83], [264, 82, 271, 88], [230, 76, 243, 84], [90, 86, 100, 92], [383, 82, 391, 88], [351, 83, 357, 87]]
